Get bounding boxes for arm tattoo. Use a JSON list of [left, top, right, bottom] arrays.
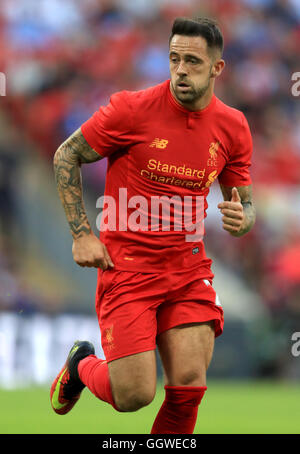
[[219, 184, 256, 237], [53, 128, 102, 239]]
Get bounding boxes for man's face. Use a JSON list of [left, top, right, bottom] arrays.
[[169, 34, 219, 108]]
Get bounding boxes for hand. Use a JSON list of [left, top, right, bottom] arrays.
[[217, 187, 244, 234], [72, 232, 114, 270]]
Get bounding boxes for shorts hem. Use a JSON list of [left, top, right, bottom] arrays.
[[104, 345, 156, 363], [157, 317, 223, 338]]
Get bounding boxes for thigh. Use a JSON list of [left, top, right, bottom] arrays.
[[157, 321, 215, 387], [108, 350, 157, 408]]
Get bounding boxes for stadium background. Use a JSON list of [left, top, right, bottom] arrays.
[[0, 0, 300, 434]]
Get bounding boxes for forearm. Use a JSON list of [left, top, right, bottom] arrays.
[[53, 145, 92, 239], [53, 128, 102, 239], [230, 201, 256, 237]]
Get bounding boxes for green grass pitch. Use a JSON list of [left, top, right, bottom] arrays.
[[1, 380, 299, 434]]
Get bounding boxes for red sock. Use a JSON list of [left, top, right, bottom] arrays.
[[78, 355, 119, 411], [151, 385, 207, 434]]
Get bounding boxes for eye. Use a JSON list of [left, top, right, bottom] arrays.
[[170, 55, 179, 63]]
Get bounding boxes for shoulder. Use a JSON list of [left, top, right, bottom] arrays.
[[115, 80, 169, 112], [215, 97, 247, 126], [97, 81, 168, 132], [214, 97, 252, 145]]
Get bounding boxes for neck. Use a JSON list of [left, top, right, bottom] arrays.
[[170, 80, 215, 112]]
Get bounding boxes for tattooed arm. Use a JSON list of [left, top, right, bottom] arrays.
[[218, 184, 256, 237], [53, 128, 114, 269]]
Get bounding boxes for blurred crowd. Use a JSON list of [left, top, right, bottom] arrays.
[[0, 0, 300, 377]]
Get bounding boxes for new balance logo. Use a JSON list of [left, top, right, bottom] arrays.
[[149, 138, 169, 149]]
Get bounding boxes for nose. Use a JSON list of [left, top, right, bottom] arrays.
[[176, 60, 188, 76]]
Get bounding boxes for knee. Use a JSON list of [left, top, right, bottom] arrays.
[[114, 384, 156, 412], [172, 369, 206, 387]]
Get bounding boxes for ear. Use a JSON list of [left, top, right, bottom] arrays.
[[211, 59, 225, 78]]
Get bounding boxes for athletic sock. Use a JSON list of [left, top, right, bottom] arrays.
[[78, 355, 119, 411], [151, 385, 207, 434]]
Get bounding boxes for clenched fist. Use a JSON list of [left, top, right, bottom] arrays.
[[72, 232, 114, 270]]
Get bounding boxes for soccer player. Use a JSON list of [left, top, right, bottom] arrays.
[[50, 17, 256, 434]]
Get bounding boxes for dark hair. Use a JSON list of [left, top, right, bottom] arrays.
[[169, 17, 224, 56]]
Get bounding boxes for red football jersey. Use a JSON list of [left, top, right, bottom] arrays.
[[81, 80, 252, 273]]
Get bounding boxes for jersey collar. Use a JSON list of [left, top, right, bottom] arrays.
[[167, 80, 216, 117]]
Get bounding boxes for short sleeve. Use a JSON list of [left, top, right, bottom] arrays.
[[81, 91, 133, 157], [218, 114, 253, 187]]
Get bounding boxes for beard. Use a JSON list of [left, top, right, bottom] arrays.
[[172, 69, 212, 106]]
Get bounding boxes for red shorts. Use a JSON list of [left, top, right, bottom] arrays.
[[95, 267, 224, 362]]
